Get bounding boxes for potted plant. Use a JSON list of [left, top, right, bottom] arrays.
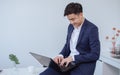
[[106, 27, 120, 54], [9, 54, 20, 67], [105, 27, 120, 58]]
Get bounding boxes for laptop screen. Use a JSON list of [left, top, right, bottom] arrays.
[[29, 52, 51, 67]]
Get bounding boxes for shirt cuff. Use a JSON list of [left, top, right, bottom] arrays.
[[57, 54, 64, 58]]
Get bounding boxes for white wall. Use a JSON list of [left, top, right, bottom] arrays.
[[82, 0, 120, 50], [0, 0, 120, 69], [0, 0, 80, 69]]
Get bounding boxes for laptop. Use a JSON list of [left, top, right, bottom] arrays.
[[29, 52, 76, 72]]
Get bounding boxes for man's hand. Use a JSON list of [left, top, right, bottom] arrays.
[[60, 56, 73, 67], [53, 56, 64, 65]]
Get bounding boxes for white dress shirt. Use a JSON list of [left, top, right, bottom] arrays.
[[58, 19, 84, 61], [69, 24, 82, 61]]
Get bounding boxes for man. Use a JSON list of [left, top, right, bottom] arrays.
[[40, 2, 100, 75]]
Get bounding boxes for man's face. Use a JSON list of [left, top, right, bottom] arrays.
[[67, 13, 83, 27]]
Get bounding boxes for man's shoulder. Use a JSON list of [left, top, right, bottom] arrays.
[[84, 19, 98, 29], [68, 24, 74, 29]]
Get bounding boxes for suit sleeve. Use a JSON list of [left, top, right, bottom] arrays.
[[74, 26, 100, 64], [59, 25, 72, 57]]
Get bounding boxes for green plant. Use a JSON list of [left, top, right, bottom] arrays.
[[9, 54, 20, 64]]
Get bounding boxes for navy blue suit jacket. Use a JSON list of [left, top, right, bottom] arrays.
[[60, 19, 100, 75]]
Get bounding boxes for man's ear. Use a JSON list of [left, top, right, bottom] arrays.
[[79, 13, 83, 16]]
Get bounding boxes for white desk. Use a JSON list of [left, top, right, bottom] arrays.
[[0, 67, 46, 75], [100, 50, 120, 75]]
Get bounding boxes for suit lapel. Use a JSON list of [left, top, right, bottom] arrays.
[[77, 19, 87, 45], [68, 26, 74, 44]]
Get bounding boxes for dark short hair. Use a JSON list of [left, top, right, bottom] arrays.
[[64, 2, 83, 16]]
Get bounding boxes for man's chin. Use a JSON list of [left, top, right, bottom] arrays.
[[73, 24, 79, 28]]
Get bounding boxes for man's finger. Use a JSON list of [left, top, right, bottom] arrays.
[[65, 62, 69, 67], [60, 60, 65, 66], [58, 58, 61, 64], [59, 57, 63, 64]]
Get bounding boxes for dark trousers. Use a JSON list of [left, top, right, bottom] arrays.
[[39, 67, 70, 75], [39, 64, 95, 75]]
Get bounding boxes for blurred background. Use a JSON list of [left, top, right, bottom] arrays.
[[0, 0, 120, 69]]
